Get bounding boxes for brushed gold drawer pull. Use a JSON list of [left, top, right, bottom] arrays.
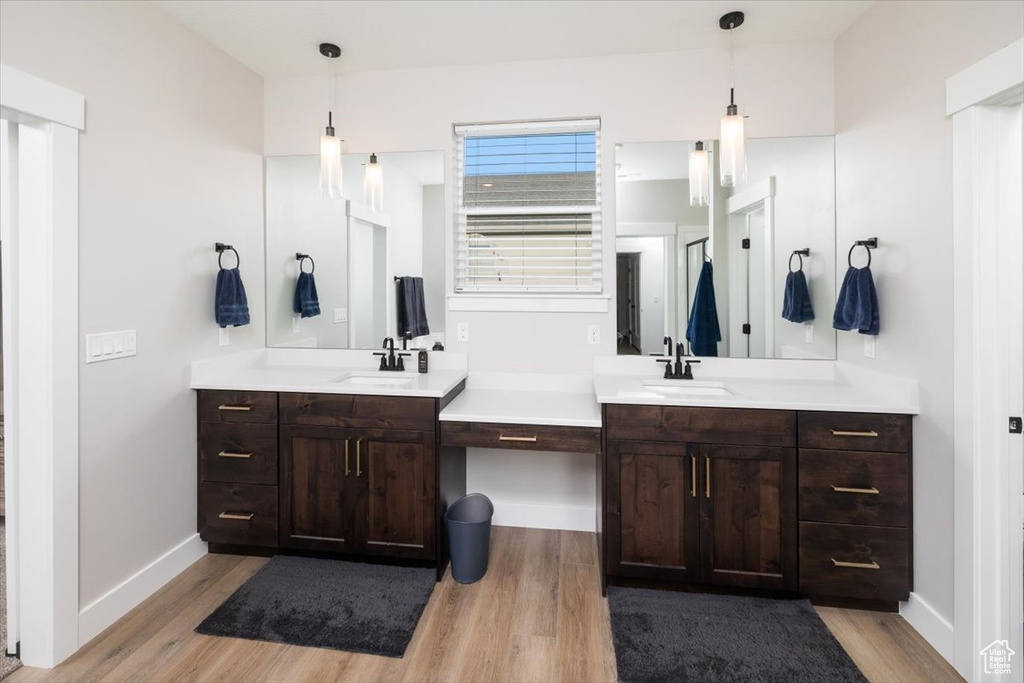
[[218, 512, 255, 521], [829, 429, 879, 437], [345, 439, 351, 476], [690, 456, 697, 498], [217, 451, 254, 459], [831, 557, 880, 570], [831, 485, 880, 495], [499, 435, 538, 443], [218, 404, 253, 412], [705, 456, 711, 499]]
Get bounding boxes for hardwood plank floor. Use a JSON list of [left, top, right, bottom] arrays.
[[10, 527, 961, 683]]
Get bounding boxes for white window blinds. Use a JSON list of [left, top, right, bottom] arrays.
[[454, 118, 602, 293]]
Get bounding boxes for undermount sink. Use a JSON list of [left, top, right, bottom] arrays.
[[332, 373, 415, 388], [618, 380, 735, 399]]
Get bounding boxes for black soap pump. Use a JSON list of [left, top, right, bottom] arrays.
[[418, 348, 428, 373]]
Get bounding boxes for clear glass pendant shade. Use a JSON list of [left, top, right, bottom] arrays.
[[363, 153, 384, 212], [719, 107, 745, 188], [688, 142, 710, 207], [319, 118, 343, 199]]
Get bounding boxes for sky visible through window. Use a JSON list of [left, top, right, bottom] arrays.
[[464, 132, 597, 176]]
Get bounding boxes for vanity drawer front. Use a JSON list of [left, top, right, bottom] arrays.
[[799, 449, 909, 527], [198, 482, 278, 548], [799, 521, 909, 601], [440, 421, 602, 454], [279, 393, 436, 431], [798, 412, 910, 453], [605, 405, 796, 447], [198, 390, 278, 424], [199, 422, 278, 486]]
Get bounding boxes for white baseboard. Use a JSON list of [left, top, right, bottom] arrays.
[[78, 533, 207, 647], [900, 592, 955, 664], [491, 500, 596, 532]]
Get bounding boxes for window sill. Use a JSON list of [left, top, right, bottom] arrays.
[[447, 294, 611, 313]]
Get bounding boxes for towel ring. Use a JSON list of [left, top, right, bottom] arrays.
[[847, 238, 878, 269], [789, 248, 810, 273], [215, 243, 239, 270], [296, 253, 315, 274]]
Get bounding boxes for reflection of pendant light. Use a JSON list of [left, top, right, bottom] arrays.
[[719, 11, 746, 188], [364, 153, 384, 212], [689, 141, 709, 207], [318, 42, 343, 199]]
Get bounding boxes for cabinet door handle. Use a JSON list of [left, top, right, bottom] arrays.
[[831, 485, 880, 495], [705, 457, 711, 499], [217, 451, 254, 459], [345, 439, 351, 476], [690, 456, 697, 498], [356, 438, 363, 477], [830, 557, 880, 570], [829, 429, 878, 438], [499, 435, 538, 443], [218, 404, 252, 412], [218, 512, 254, 521]]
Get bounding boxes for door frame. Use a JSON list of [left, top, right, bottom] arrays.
[[346, 200, 391, 348], [726, 177, 776, 358], [948, 38, 1024, 682], [0, 63, 83, 668]]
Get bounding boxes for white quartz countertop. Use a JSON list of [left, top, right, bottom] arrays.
[[439, 388, 602, 428], [190, 348, 468, 399]]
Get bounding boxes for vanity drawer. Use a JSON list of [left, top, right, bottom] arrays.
[[279, 393, 436, 431], [799, 521, 909, 601], [198, 482, 278, 548], [440, 421, 602, 454], [799, 449, 909, 527], [798, 412, 911, 453], [198, 390, 278, 424], [605, 405, 796, 447], [199, 422, 278, 486]]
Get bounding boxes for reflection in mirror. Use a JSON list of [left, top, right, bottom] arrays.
[[265, 151, 445, 349], [615, 137, 836, 360]]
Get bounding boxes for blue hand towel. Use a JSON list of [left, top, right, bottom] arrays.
[[293, 271, 321, 318], [686, 260, 722, 357], [396, 276, 430, 338], [833, 266, 879, 335], [215, 267, 250, 328], [781, 270, 815, 323]]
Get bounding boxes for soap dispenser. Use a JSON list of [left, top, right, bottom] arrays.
[[418, 349, 428, 374]]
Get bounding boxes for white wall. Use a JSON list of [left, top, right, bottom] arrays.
[[834, 0, 1024, 638], [422, 184, 446, 341], [0, 0, 265, 619]]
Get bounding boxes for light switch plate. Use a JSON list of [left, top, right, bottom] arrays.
[[85, 330, 137, 364], [864, 335, 876, 358], [457, 322, 469, 342], [804, 323, 814, 344], [334, 308, 348, 323], [587, 325, 601, 345], [219, 327, 230, 347]]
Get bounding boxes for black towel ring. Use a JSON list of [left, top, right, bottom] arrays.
[[789, 248, 810, 273], [215, 242, 239, 270], [295, 253, 315, 274], [847, 238, 878, 268]]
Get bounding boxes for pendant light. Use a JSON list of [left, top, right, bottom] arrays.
[[689, 141, 710, 207], [364, 153, 384, 212], [719, 11, 746, 188], [318, 42, 343, 199]]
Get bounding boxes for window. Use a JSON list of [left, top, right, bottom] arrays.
[[454, 118, 602, 293]]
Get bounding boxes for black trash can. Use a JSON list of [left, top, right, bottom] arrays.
[[444, 493, 494, 584]]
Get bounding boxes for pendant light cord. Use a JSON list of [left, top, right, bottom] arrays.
[[729, 21, 735, 106]]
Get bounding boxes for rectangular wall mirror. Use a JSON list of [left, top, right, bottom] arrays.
[[614, 136, 837, 360], [265, 151, 446, 349]]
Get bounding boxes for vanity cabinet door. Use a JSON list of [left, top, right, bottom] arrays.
[[354, 429, 436, 561], [606, 440, 699, 582], [698, 444, 797, 590], [279, 425, 359, 553]]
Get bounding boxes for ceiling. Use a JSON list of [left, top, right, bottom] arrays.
[[153, 0, 872, 78]]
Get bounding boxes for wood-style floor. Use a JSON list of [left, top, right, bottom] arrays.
[[10, 527, 961, 683]]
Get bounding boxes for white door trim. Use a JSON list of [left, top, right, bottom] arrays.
[[0, 62, 82, 668], [949, 38, 1024, 683]]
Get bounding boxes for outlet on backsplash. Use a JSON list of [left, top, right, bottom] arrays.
[[457, 322, 469, 342], [587, 325, 600, 345], [864, 336, 876, 358]]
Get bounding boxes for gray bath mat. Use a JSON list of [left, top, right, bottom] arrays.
[[608, 587, 866, 683], [196, 555, 435, 657]]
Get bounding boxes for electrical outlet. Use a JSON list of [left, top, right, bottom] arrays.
[[864, 335, 876, 358], [457, 322, 469, 342], [587, 325, 601, 345], [334, 308, 348, 323], [219, 327, 230, 347], [292, 316, 300, 333], [804, 323, 814, 344]]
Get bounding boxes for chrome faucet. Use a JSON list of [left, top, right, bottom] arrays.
[[374, 337, 411, 372]]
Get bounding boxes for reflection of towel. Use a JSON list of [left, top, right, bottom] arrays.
[[215, 268, 250, 328], [396, 276, 430, 338], [781, 270, 815, 323], [833, 266, 879, 335], [293, 272, 321, 318], [685, 261, 721, 356]]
